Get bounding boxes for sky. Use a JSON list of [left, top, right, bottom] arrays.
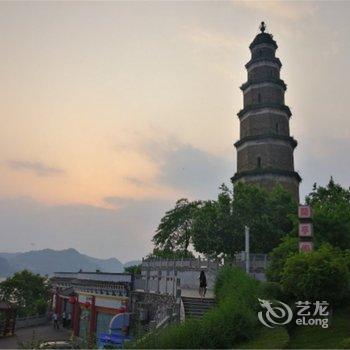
[[0, 1, 349, 261]]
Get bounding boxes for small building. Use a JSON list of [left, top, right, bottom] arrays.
[[51, 271, 132, 341]]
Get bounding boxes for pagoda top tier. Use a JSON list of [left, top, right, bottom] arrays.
[[249, 22, 278, 50]]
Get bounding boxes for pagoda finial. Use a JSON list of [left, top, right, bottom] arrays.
[[260, 21, 266, 33]]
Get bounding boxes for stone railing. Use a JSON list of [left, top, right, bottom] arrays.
[[130, 289, 180, 335], [15, 314, 49, 329], [142, 257, 220, 272], [134, 274, 181, 298]]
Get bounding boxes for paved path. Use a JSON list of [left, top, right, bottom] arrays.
[[0, 324, 71, 349], [181, 288, 215, 299]]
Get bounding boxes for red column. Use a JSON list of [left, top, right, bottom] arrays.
[[54, 293, 58, 314], [89, 296, 97, 336], [73, 301, 80, 337], [55, 295, 62, 315], [71, 298, 76, 332]]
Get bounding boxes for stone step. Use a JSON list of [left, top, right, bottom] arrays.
[[182, 299, 215, 306], [182, 297, 216, 303], [184, 303, 213, 308], [182, 297, 216, 319]]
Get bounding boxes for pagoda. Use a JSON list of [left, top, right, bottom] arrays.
[[232, 22, 301, 201]]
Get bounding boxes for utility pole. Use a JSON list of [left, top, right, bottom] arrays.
[[245, 226, 250, 274]]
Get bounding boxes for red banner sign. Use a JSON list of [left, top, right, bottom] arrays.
[[299, 223, 313, 237], [298, 205, 312, 219], [299, 241, 313, 252]]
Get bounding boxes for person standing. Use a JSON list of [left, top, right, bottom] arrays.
[[62, 311, 66, 328], [199, 270, 207, 301], [67, 312, 71, 328], [53, 312, 59, 330]]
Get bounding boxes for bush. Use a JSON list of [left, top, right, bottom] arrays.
[[266, 236, 298, 283], [237, 327, 289, 349], [338, 337, 350, 349], [281, 244, 350, 304], [258, 281, 284, 301]]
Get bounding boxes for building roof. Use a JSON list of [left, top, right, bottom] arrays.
[[52, 271, 132, 284], [249, 32, 278, 50]]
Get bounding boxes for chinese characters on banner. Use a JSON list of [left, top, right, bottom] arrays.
[[298, 205, 313, 252], [299, 223, 313, 237], [299, 241, 314, 252], [298, 205, 312, 218]]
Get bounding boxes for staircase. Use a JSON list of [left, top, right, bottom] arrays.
[[182, 296, 216, 318]]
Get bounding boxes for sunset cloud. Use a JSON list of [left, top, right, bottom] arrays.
[[6, 160, 65, 177]]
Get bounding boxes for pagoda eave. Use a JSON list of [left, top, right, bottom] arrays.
[[234, 134, 298, 149], [245, 57, 282, 70], [237, 104, 292, 119], [231, 169, 302, 183], [240, 78, 287, 91]]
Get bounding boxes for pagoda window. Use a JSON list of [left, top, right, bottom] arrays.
[[276, 123, 279, 134], [258, 93, 261, 103], [257, 157, 262, 169]]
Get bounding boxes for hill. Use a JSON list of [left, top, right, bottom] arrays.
[[0, 248, 124, 276], [0, 257, 13, 277]]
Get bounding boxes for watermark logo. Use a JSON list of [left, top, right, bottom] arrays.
[[258, 298, 293, 328], [258, 299, 330, 329]]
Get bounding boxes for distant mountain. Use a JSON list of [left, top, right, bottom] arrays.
[[0, 252, 20, 260], [0, 257, 12, 277], [0, 248, 124, 277]]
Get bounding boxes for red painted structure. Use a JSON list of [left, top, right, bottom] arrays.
[[51, 272, 132, 340]]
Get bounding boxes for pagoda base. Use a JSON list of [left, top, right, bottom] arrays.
[[231, 170, 300, 203]]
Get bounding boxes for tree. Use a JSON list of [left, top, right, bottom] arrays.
[[192, 183, 297, 257], [231, 183, 297, 254], [153, 199, 202, 253], [124, 265, 141, 275], [306, 178, 350, 250], [281, 244, 349, 304], [152, 183, 297, 258], [192, 185, 234, 258], [0, 270, 51, 317], [147, 248, 194, 259], [266, 235, 298, 283]]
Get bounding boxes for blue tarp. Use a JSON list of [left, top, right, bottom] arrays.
[[98, 332, 132, 349]]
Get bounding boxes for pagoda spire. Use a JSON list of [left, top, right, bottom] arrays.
[[259, 21, 266, 33]]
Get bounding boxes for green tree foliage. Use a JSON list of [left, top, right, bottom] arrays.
[[147, 247, 194, 259], [124, 265, 141, 275], [152, 198, 202, 253], [232, 183, 297, 253], [281, 245, 349, 304], [152, 183, 297, 258], [266, 236, 299, 283], [306, 178, 350, 250], [192, 183, 297, 257], [0, 270, 51, 317], [191, 185, 233, 257]]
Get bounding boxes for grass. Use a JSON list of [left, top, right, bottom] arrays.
[[234, 303, 350, 349], [156, 306, 350, 350], [237, 327, 289, 349], [286, 304, 350, 349]]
